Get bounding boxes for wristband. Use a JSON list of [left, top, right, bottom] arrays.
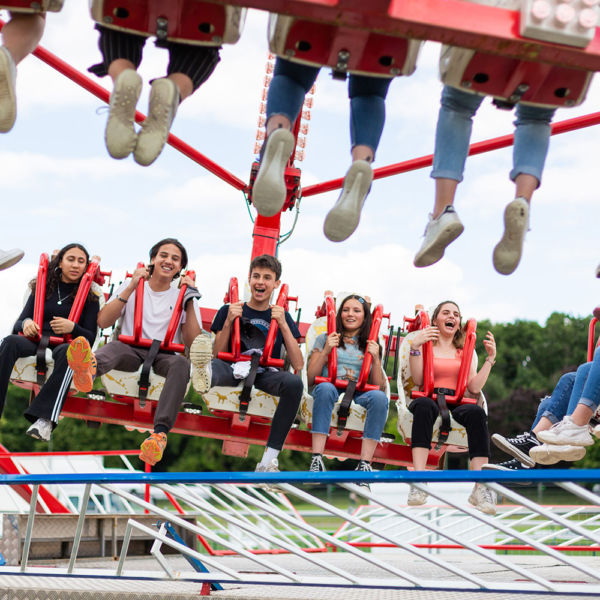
[[409, 349, 421, 357], [115, 295, 128, 303], [485, 358, 496, 366]]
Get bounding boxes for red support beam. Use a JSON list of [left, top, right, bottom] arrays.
[[59, 394, 443, 468]]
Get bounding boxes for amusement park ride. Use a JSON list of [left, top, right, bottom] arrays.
[[3, 0, 600, 496]]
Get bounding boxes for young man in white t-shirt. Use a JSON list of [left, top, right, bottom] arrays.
[[67, 238, 202, 465]]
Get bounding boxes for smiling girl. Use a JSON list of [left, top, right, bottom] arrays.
[[407, 300, 497, 513], [307, 294, 389, 477], [0, 243, 100, 441]]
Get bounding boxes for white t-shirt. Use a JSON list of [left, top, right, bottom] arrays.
[[114, 281, 201, 345]]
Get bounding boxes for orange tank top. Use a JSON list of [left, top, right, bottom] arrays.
[[433, 350, 462, 390]]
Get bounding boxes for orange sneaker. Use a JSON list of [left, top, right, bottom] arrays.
[[67, 336, 97, 392], [139, 432, 167, 466]]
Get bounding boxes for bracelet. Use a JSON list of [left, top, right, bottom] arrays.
[[485, 358, 496, 366], [115, 295, 128, 303], [409, 349, 421, 357]]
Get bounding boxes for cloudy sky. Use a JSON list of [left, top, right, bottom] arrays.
[[1, 3, 597, 338]]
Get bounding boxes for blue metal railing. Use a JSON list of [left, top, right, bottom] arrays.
[[1, 469, 600, 485]]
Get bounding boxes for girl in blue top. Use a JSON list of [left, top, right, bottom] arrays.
[[306, 294, 388, 475]]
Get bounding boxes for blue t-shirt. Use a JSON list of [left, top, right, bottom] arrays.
[[211, 303, 301, 359], [314, 333, 364, 382]]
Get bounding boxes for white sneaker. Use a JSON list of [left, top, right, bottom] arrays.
[[492, 197, 529, 275], [252, 128, 295, 216], [407, 485, 429, 506], [536, 416, 594, 447], [0, 248, 24, 271], [529, 443, 587, 465], [413, 205, 464, 267], [26, 418, 52, 442], [468, 483, 496, 516], [255, 458, 281, 491], [323, 160, 373, 242], [593, 423, 600, 438], [190, 332, 213, 393], [134, 77, 179, 166], [105, 69, 142, 159], [0, 46, 17, 133]]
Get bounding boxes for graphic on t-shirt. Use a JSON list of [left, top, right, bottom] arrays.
[[249, 317, 270, 335]]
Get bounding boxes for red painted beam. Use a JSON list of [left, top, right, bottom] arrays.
[[60, 395, 442, 468]]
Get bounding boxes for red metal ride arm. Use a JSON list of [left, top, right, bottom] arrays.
[[160, 270, 195, 353], [356, 304, 385, 392], [30, 253, 49, 341], [315, 294, 338, 386], [453, 319, 477, 404], [118, 263, 146, 346], [217, 277, 246, 362], [260, 284, 289, 368], [406, 310, 434, 399], [588, 307, 600, 362]]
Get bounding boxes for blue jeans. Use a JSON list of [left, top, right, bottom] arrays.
[[267, 58, 392, 155], [566, 350, 600, 414], [311, 382, 389, 441], [431, 85, 555, 184], [532, 371, 576, 429]]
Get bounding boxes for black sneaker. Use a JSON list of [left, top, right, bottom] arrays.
[[491, 431, 539, 467], [309, 454, 326, 473], [355, 460, 372, 489], [482, 458, 532, 485]]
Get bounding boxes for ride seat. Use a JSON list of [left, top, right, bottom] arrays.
[[0, 1, 64, 12], [268, 13, 422, 78], [90, 0, 246, 46], [396, 330, 487, 448], [298, 316, 391, 434], [439, 0, 593, 108], [10, 282, 105, 389]]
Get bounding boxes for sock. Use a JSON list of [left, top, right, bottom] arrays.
[[260, 446, 279, 466], [312, 453, 322, 458], [154, 425, 169, 435]]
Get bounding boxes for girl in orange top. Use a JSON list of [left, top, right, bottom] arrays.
[[407, 300, 497, 514]]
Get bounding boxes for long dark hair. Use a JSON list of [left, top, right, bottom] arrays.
[[30, 243, 97, 304], [431, 300, 465, 349], [336, 294, 372, 352]]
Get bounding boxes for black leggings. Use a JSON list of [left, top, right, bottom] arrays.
[[0, 334, 72, 425], [408, 396, 490, 459], [89, 25, 221, 92], [211, 359, 303, 451]]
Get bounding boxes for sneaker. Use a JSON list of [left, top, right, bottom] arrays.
[[105, 69, 142, 159], [67, 336, 97, 393], [491, 431, 538, 468], [190, 332, 213, 393], [309, 454, 326, 472], [323, 160, 373, 242], [0, 248, 24, 270], [413, 205, 464, 267], [134, 77, 179, 166], [482, 457, 530, 471], [252, 128, 295, 216], [593, 423, 600, 438], [354, 459, 372, 489], [0, 46, 17, 133], [468, 483, 497, 516], [26, 418, 52, 441], [139, 432, 167, 466], [407, 484, 429, 506], [529, 442, 587, 465], [536, 416, 594, 447], [492, 197, 529, 275], [255, 458, 280, 473]]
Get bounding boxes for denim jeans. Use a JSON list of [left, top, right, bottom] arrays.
[[566, 350, 600, 414], [267, 58, 392, 155], [431, 85, 555, 184], [532, 371, 576, 429], [311, 381, 388, 441]]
